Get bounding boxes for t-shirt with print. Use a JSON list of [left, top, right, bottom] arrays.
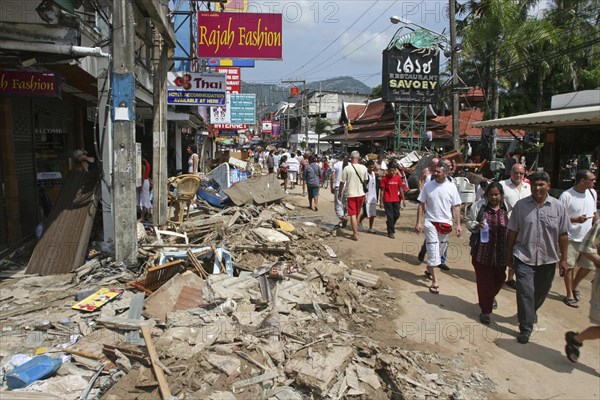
[[380, 174, 402, 203], [417, 178, 461, 224], [559, 187, 597, 242], [341, 163, 369, 198]]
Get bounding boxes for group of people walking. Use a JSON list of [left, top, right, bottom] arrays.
[[324, 151, 599, 361]]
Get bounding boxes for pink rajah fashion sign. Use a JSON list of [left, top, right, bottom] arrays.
[[198, 12, 282, 59], [0, 70, 60, 97]]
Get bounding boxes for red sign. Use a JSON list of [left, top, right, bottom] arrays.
[[289, 87, 300, 97], [198, 12, 283, 59], [216, 67, 241, 94], [0, 70, 60, 97], [212, 124, 248, 130]]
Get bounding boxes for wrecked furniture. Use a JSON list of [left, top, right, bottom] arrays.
[[168, 174, 201, 225]]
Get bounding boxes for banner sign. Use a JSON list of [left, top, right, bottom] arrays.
[[262, 120, 272, 133], [289, 87, 300, 97], [208, 59, 255, 67], [382, 47, 440, 104], [230, 93, 256, 124], [213, 124, 248, 130], [0, 70, 60, 97], [271, 121, 281, 138], [216, 67, 241, 93], [167, 72, 226, 105], [198, 12, 283, 59], [210, 94, 231, 124]]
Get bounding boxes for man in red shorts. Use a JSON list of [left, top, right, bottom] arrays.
[[338, 151, 369, 241]]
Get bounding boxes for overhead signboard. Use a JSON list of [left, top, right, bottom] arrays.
[[213, 124, 248, 130], [167, 72, 226, 106], [289, 87, 300, 97], [223, 0, 248, 11], [198, 12, 283, 59], [0, 70, 61, 97], [210, 96, 231, 124], [216, 67, 241, 93], [262, 120, 272, 133], [230, 94, 256, 125], [382, 46, 440, 104], [208, 59, 255, 68]]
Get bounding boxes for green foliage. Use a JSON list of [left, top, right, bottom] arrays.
[[314, 117, 331, 135]]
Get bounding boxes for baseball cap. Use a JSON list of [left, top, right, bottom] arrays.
[[350, 151, 360, 158]]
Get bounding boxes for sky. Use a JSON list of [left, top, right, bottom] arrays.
[[175, 0, 550, 89]]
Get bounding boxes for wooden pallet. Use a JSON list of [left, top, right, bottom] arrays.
[[129, 260, 184, 295]]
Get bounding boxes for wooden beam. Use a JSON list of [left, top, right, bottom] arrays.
[[140, 325, 173, 400]]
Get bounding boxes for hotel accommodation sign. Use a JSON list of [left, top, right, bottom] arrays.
[[198, 12, 282, 59], [382, 47, 440, 104], [167, 72, 227, 106]]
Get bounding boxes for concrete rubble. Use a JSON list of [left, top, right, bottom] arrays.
[[0, 201, 495, 399]]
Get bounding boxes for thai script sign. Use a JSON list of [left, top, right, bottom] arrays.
[[216, 67, 241, 93], [0, 70, 60, 97], [167, 72, 226, 105], [382, 47, 440, 104], [198, 12, 282, 59]]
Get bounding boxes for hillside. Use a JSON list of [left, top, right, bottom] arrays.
[[242, 76, 372, 106]]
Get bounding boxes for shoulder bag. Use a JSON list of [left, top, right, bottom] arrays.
[[351, 163, 369, 193]]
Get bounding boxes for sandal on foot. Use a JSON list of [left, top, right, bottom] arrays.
[[565, 331, 582, 362], [350, 235, 359, 241], [563, 297, 579, 308], [573, 290, 582, 301], [424, 270, 433, 280], [429, 285, 439, 294]]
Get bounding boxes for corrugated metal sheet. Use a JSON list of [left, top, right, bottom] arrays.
[[26, 170, 99, 275]]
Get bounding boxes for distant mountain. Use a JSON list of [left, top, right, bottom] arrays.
[[242, 76, 372, 108]]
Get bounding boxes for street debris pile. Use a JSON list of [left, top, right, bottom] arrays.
[[0, 201, 495, 399]]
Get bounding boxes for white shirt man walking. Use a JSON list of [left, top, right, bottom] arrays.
[[500, 163, 531, 288], [415, 161, 462, 294], [559, 169, 598, 307], [338, 151, 369, 241]]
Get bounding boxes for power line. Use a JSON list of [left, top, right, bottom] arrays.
[[283, 1, 381, 79]]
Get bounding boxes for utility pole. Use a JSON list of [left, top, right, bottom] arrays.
[[282, 79, 307, 151], [152, 29, 168, 226], [450, 0, 460, 151], [112, 0, 137, 264]]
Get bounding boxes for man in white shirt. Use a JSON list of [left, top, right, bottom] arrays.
[[559, 169, 598, 307], [500, 163, 531, 288], [330, 156, 347, 228], [339, 151, 369, 241], [415, 161, 462, 294], [287, 153, 300, 190]]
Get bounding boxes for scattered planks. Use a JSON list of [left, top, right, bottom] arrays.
[[140, 325, 172, 400]]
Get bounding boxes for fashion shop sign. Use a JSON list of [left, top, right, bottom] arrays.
[[198, 12, 282, 59], [0, 70, 60, 97], [167, 72, 227, 106], [382, 47, 440, 104]]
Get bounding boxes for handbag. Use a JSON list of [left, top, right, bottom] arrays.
[[351, 163, 369, 193], [469, 205, 486, 248]]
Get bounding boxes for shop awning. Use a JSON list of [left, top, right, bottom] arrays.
[[167, 111, 203, 129], [472, 105, 600, 130]]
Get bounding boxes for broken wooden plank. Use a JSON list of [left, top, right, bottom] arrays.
[[396, 373, 440, 396], [211, 243, 227, 274], [232, 369, 279, 392], [140, 325, 172, 400], [348, 270, 380, 288], [95, 316, 155, 331]]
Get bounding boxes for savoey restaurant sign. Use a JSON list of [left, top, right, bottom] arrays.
[[167, 72, 227, 106], [382, 47, 440, 104]]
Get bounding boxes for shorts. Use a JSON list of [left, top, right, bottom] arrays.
[[308, 186, 319, 200], [280, 172, 288, 180], [564, 240, 596, 269], [363, 202, 377, 218], [289, 171, 298, 182], [347, 196, 365, 217]]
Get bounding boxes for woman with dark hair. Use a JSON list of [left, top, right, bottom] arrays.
[[467, 181, 510, 325], [187, 145, 199, 174], [278, 155, 289, 192]]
